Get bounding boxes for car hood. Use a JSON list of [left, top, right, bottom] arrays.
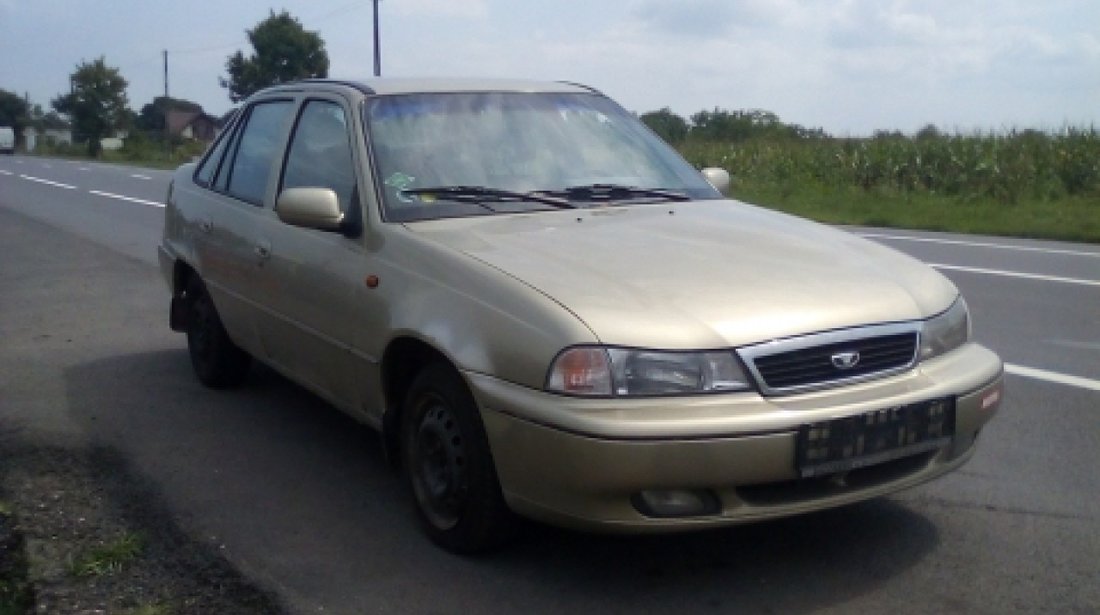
[[406, 200, 958, 349]]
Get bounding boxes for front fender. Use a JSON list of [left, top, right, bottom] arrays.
[[368, 226, 597, 390]]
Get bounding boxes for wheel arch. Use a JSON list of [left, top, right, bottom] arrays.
[[168, 260, 199, 332], [380, 336, 462, 468], [172, 260, 197, 297]]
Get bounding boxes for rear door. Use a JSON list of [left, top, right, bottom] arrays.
[[188, 98, 295, 354]]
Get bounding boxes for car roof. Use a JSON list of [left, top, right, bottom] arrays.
[[259, 78, 599, 97]]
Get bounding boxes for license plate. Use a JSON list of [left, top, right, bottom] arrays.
[[796, 398, 955, 478]]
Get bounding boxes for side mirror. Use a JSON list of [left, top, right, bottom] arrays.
[[276, 187, 345, 232], [701, 167, 731, 196]]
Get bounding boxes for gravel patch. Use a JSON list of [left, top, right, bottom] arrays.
[[0, 435, 285, 614]]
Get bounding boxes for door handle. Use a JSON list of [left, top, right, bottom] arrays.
[[254, 241, 272, 262], [198, 218, 213, 233]]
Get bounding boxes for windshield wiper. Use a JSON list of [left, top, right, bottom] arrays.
[[401, 186, 577, 210], [533, 184, 691, 203]]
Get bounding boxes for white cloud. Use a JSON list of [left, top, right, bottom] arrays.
[[633, 0, 737, 38]]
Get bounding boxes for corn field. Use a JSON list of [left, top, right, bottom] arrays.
[[678, 128, 1100, 205]]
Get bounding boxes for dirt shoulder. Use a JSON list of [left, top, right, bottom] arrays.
[[0, 434, 285, 615]]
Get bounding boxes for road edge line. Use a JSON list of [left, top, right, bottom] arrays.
[[929, 263, 1100, 288], [1005, 364, 1100, 392], [88, 190, 165, 208]]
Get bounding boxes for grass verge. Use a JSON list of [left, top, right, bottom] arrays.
[[0, 442, 284, 614], [68, 532, 145, 578], [730, 181, 1100, 244], [0, 502, 33, 615]]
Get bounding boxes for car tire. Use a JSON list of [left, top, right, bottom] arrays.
[[401, 363, 515, 554], [185, 278, 251, 388]]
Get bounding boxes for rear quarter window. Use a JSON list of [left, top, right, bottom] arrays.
[[194, 126, 233, 187]]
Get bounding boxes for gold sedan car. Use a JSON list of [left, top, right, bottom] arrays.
[[159, 79, 1004, 553]]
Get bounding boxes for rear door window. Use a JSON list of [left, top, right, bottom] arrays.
[[224, 100, 293, 205]]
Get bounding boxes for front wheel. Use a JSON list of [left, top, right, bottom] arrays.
[[401, 364, 514, 553], [185, 278, 251, 388]]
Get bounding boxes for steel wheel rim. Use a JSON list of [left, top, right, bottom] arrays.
[[410, 398, 467, 530]]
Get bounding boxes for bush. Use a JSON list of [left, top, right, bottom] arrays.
[[32, 130, 210, 168]]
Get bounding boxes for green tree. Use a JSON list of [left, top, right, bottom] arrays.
[[51, 57, 129, 156], [220, 10, 329, 103], [0, 89, 30, 147], [640, 107, 689, 144], [914, 124, 942, 140]]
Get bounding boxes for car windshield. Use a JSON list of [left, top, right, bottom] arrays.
[[364, 91, 720, 222]]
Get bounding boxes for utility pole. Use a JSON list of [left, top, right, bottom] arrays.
[[163, 49, 170, 156], [372, 0, 381, 77]]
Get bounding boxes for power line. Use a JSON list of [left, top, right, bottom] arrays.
[[166, 1, 368, 56], [167, 41, 244, 56]]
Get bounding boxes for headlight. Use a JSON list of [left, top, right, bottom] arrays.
[[546, 346, 753, 397], [920, 297, 971, 360]]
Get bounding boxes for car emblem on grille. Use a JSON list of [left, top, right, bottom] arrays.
[[831, 351, 861, 370]]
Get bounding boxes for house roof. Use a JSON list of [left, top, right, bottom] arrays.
[[165, 109, 217, 134]]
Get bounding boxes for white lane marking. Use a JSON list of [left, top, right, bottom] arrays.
[[88, 189, 164, 208], [1005, 364, 1100, 392], [130, 174, 152, 180], [0, 169, 12, 176], [1050, 340, 1100, 352], [19, 174, 76, 189], [861, 232, 1100, 259], [42, 163, 52, 168], [929, 263, 1100, 288], [78, 167, 90, 171]]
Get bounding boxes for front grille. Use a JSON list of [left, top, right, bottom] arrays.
[[754, 332, 917, 389], [739, 323, 920, 395]]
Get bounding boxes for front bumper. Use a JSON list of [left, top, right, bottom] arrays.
[[471, 343, 1003, 531]]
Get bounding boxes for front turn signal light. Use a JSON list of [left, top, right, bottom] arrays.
[[546, 347, 613, 396]]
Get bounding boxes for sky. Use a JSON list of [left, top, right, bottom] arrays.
[[1, 0, 1097, 136]]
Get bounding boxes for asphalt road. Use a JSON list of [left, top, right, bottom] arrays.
[[2, 155, 1098, 614]]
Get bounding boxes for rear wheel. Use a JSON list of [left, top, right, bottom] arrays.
[[185, 278, 250, 388], [401, 363, 514, 553]]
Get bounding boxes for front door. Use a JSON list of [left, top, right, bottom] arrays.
[[250, 97, 369, 415]]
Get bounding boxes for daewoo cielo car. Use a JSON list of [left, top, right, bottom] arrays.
[[159, 79, 1004, 553]]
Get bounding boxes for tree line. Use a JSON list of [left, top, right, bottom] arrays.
[[0, 10, 327, 157], [640, 107, 829, 144]]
